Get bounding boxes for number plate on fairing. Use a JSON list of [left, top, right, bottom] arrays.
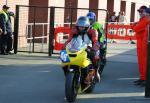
[[60, 50, 70, 62]]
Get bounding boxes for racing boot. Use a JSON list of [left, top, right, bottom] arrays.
[[139, 81, 146, 87], [134, 79, 145, 86]]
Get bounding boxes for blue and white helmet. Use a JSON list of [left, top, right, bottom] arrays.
[[86, 12, 96, 24], [76, 16, 90, 27]]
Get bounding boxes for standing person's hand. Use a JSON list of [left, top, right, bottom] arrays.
[[130, 22, 138, 29], [0, 28, 3, 35], [8, 11, 15, 18], [3, 31, 7, 35]]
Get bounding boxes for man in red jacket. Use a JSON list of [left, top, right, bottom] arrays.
[[131, 6, 149, 87]]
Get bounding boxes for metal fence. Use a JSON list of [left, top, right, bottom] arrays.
[[13, 5, 108, 56]]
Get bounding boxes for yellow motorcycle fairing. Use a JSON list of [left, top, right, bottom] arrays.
[[62, 47, 91, 68]]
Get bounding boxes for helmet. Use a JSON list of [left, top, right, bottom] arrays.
[[76, 16, 90, 27], [76, 16, 90, 33], [137, 5, 147, 13], [86, 12, 96, 24]]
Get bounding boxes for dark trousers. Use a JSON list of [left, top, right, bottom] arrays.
[[6, 33, 13, 52], [0, 33, 13, 54], [0, 34, 7, 53]]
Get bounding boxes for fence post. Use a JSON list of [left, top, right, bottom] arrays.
[[14, 5, 19, 54], [32, 7, 36, 53], [145, 24, 150, 97], [49, 6, 55, 56], [70, 8, 73, 29], [105, 10, 109, 49]]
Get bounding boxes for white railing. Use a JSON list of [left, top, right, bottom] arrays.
[[25, 22, 73, 52]]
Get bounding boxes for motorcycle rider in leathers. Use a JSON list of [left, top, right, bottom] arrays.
[[63, 16, 100, 82]]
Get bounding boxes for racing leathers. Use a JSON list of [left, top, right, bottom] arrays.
[[91, 22, 107, 73], [64, 27, 100, 81]]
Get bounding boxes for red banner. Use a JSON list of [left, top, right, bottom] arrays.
[[54, 27, 71, 50], [53, 24, 136, 50], [107, 24, 136, 40]]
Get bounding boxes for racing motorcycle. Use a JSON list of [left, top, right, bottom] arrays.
[[98, 39, 107, 75], [60, 38, 98, 102]]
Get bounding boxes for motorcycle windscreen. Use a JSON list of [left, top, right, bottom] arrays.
[[66, 37, 87, 52]]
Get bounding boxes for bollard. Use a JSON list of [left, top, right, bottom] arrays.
[[145, 25, 150, 97]]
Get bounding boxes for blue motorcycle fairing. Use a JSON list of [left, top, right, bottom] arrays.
[[60, 50, 70, 63]]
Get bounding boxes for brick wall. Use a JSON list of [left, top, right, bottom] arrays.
[[0, 0, 150, 48], [98, 0, 107, 24], [77, 0, 89, 18], [114, 0, 121, 16]]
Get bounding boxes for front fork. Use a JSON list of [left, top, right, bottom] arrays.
[[63, 66, 81, 90]]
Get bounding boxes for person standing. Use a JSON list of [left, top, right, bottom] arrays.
[[0, 5, 9, 54], [6, 11, 14, 54], [109, 12, 117, 43], [109, 12, 117, 22], [117, 11, 127, 24], [0, 5, 13, 55], [131, 6, 149, 87]]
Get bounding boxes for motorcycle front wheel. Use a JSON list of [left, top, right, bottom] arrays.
[[65, 72, 78, 102]]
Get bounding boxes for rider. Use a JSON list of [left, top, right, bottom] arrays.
[[64, 16, 100, 82], [86, 12, 107, 74]]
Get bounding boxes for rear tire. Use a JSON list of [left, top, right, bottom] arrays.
[[65, 73, 77, 102], [99, 64, 104, 75], [99, 58, 106, 75]]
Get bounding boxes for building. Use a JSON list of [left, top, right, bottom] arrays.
[[1, 0, 150, 22], [0, 0, 150, 50]]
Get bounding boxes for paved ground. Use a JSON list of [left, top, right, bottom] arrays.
[[0, 43, 150, 103]]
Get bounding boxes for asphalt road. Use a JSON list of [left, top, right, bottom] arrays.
[[0, 43, 150, 103]]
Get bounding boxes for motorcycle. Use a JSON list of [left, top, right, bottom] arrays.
[[60, 38, 98, 102]]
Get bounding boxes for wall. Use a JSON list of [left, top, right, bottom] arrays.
[[77, 0, 89, 18], [98, 0, 107, 24], [48, 0, 65, 26], [128, 0, 150, 21], [130, 2, 135, 22], [114, 0, 121, 16], [125, 1, 131, 23], [1, 0, 150, 48], [89, 0, 98, 18]]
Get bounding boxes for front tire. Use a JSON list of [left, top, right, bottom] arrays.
[[65, 72, 77, 102]]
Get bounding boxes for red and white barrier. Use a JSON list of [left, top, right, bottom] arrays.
[[107, 23, 136, 40], [53, 24, 136, 50]]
